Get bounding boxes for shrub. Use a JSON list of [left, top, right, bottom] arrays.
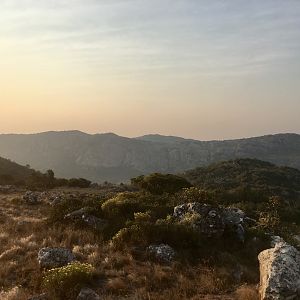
[[42, 262, 94, 299], [101, 192, 172, 222], [47, 197, 85, 223], [134, 212, 152, 224], [111, 218, 202, 251], [68, 178, 91, 188], [257, 196, 281, 232], [131, 173, 192, 195], [101, 192, 142, 220], [174, 187, 217, 205], [111, 225, 147, 249], [47, 194, 103, 224]]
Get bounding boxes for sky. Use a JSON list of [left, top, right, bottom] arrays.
[[0, 0, 300, 140]]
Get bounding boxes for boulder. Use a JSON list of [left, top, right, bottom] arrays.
[[173, 203, 249, 241], [65, 207, 107, 230], [23, 191, 42, 205], [38, 247, 75, 269], [174, 203, 225, 237], [77, 288, 101, 300], [147, 244, 175, 263], [258, 241, 300, 300]]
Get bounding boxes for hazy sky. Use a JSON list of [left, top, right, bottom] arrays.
[[1, 0, 300, 140]]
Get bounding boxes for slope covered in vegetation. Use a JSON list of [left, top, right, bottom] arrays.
[[184, 158, 300, 199], [0, 157, 35, 185], [0, 156, 91, 189], [184, 158, 300, 225], [1, 159, 299, 299]]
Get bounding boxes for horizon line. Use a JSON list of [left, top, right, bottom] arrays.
[[0, 130, 299, 143]]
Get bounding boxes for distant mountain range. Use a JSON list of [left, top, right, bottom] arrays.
[[0, 131, 299, 182]]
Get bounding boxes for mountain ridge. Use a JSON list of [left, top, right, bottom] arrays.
[[0, 131, 299, 182]]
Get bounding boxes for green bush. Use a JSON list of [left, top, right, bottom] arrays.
[[68, 178, 91, 188], [47, 194, 104, 224], [101, 192, 172, 221], [111, 224, 147, 249], [131, 173, 192, 195], [257, 196, 282, 233], [42, 262, 94, 299], [101, 192, 142, 220], [134, 211, 152, 224], [111, 217, 202, 251], [173, 187, 217, 205]]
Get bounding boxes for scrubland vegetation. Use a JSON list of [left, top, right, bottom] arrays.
[[0, 159, 300, 299]]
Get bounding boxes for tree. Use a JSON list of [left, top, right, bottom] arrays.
[[47, 169, 55, 181], [131, 173, 192, 195]]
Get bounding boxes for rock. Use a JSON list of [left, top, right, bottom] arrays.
[[0, 185, 16, 193], [147, 244, 175, 263], [77, 288, 101, 300], [27, 293, 48, 300], [65, 207, 107, 230], [64, 207, 94, 220], [23, 191, 42, 205], [293, 235, 300, 248], [270, 235, 284, 247], [25, 191, 66, 206], [82, 214, 107, 230], [173, 203, 249, 241], [174, 202, 225, 237], [258, 241, 300, 300], [47, 193, 64, 206], [222, 207, 245, 225], [38, 247, 75, 269], [49, 195, 63, 206]]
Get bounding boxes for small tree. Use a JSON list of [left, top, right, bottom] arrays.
[[131, 173, 192, 195], [47, 169, 55, 181]]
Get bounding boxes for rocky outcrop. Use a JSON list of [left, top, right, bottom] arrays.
[[258, 241, 300, 300], [174, 202, 224, 237], [173, 203, 249, 241], [147, 244, 175, 263], [77, 288, 100, 300], [38, 247, 75, 269], [23, 191, 42, 205], [23, 191, 66, 205], [64, 207, 107, 230]]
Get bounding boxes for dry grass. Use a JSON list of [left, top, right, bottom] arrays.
[[0, 191, 250, 300], [0, 286, 29, 300], [235, 285, 259, 300]]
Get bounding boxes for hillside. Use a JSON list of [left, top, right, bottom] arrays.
[[0, 131, 299, 182], [1, 162, 300, 299], [0, 157, 35, 185], [184, 158, 300, 198]]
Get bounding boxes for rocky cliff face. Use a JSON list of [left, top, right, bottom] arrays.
[[0, 131, 299, 182]]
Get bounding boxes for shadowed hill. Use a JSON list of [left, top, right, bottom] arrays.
[[0, 157, 35, 185], [0, 131, 299, 182], [183, 158, 300, 199]]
